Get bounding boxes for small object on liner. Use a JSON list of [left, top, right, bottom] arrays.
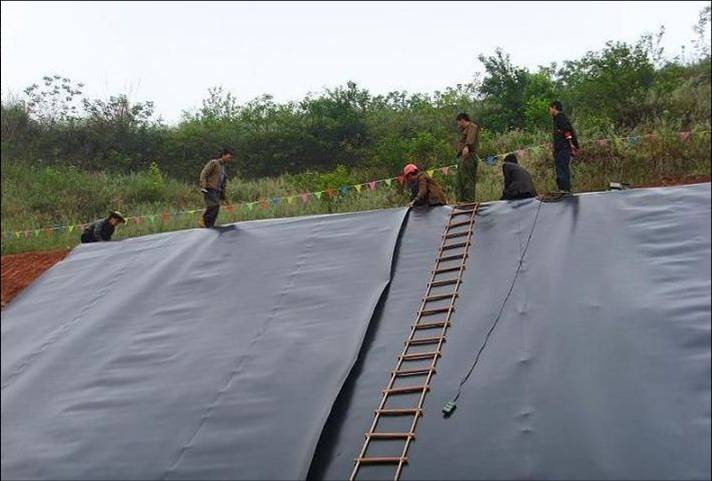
[[608, 182, 631, 191], [442, 400, 457, 417]]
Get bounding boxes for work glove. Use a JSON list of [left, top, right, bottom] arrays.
[[200, 188, 208, 194]]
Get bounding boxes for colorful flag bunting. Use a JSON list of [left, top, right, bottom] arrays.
[[680, 131, 691, 141], [287, 196, 295, 205], [314, 192, 323, 200], [300, 193, 310, 203], [68, 225, 75, 233], [355, 184, 363, 192], [339, 185, 350, 195], [259, 200, 269, 209], [368, 181, 377, 191], [385, 179, 392, 186], [440, 166, 449, 175], [427, 169, 435, 177], [271, 197, 280, 206]]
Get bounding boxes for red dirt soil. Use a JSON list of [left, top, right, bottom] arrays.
[[0, 177, 709, 308], [1, 249, 70, 307]]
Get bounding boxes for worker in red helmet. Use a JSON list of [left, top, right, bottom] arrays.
[[399, 163, 448, 208]]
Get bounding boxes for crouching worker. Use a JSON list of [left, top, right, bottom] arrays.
[[399, 163, 447, 208], [80, 211, 126, 243], [501, 153, 537, 201], [199, 148, 234, 228]]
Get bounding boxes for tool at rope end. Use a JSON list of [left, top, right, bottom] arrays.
[[442, 400, 457, 417]]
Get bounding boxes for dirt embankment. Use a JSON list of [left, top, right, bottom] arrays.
[[1, 249, 70, 307]]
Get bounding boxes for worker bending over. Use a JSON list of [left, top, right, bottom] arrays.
[[400, 163, 447, 208], [500, 153, 537, 201], [80, 211, 126, 243]]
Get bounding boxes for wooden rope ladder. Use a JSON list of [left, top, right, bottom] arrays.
[[349, 203, 480, 481]]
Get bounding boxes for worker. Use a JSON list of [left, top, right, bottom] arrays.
[[548, 101, 579, 193], [500, 153, 537, 201], [80, 211, 126, 243], [455, 113, 480, 203], [399, 163, 448, 208], [198, 148, 234, 228]]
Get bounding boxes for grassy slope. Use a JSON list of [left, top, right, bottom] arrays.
[[1, 126, 710, 255]]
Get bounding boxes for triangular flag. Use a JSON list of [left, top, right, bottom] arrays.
[[247, 202, 254, 211], [368, 181, 377, 191], [44, 228, 53, 235], [440, 166, 449, 175], [34, 230, 40, 237], [259, 200, 269, 209], [628, 136, 641, 144], [427, 169, 435, 177], [225, 204, 235, 212], [485, 155, 497, 166], [24, 231, 30, 238], [339, 185, 350, 195], [385, 179, 393, 187], [68, 225, 75, 233], [355, 184, 363, 192], [596, 139, 608, 147], [680, 131, 691, 141], [300, 193, 310, 203], [135, 216, 144, 225], [160, 211, 170, 222], [271, 197, 280, 206], [287, 196, 295, 205], [148, 215, 156, 223], [314, 192, 323, 199], [15, 231, 21, 238]]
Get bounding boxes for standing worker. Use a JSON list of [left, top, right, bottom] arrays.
[[399, 163, 448, 208], [198, 148, 234, 228], [548, 101, 579, 193], [500, 153, 537, 201], [80, 211, 126, 243], [455, 113, 480, 203]]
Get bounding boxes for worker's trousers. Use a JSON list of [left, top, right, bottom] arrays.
[[202, 189, 221, 228], [554, 149, 572, 192], [456, 154, 478, 203]]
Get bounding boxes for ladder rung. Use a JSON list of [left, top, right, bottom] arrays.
[[400, 351, 441, 361], [448, 220, 472, 229], [407, 336, 445, 346], [434, 266, 462, 275], [414, 321, 450, 330], [444, 231, 469, 240], [420, 307, 451, 316], [424, 292, 457, 302], [365, 432, 416, 439], [376, 408, 423, 416], [384, 385, 430, 395], [438, 253, 466, 262], [355, 456, 408, 465], [393, 367, 434, 377], [430, 279, 458, 287], [454, 202, 478, 210], [451, 209, 475, 217], [442, 241, 469, 250]]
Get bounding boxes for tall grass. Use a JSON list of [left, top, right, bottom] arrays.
[[1, 124, 709, 255]]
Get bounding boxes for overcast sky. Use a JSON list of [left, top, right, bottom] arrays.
[[1, 1, 709, 123]]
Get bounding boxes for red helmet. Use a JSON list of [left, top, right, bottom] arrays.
[[402, 163, 419, 176]]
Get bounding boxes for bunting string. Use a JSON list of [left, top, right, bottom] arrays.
[[2, 130, 709, 241]]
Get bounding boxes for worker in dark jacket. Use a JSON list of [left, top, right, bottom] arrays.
[[549, 101, 579, 193], [80, 211, 126, 243], [400, 163, 448, 207], [198, 148, 234, 228], [500, 153, 537, 201]]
